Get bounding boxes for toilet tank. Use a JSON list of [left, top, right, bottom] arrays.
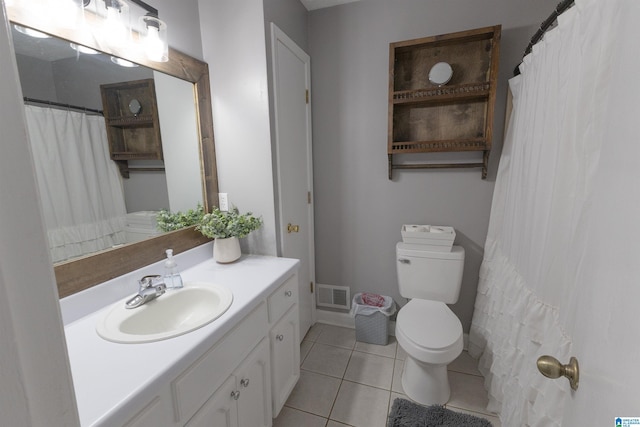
[[396, 243, 465, 304]]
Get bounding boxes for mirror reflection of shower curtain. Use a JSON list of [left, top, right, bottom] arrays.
[[24, 105, 127, 263]]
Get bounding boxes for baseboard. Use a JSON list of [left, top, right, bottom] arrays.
[[315, 309, 397, 336], [315, 309, 355, 329], [314, 309, 470, 350]]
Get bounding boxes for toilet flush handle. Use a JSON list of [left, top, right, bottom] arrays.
[[398, 258, 411, 264]]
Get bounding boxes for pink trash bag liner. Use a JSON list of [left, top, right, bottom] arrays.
[[361, 292, 385, 307]]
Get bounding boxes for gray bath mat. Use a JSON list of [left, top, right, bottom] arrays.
[[387, 398, 493, 427]]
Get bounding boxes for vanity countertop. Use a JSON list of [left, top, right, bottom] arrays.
[[61, 246, 298, 426]]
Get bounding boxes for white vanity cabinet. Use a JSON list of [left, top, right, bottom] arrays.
[[185, 338, 271, 427], [170, 273, 300, 426], [73, 255, 302, 427], [267, 274, 301, 417], [172, 303, 270, 426]]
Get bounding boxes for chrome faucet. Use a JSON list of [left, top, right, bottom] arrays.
[[125, 275, 167, 309]]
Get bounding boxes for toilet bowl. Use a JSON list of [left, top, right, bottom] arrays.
[[395, 242, 465, 405], [395, 299, 463, 405]]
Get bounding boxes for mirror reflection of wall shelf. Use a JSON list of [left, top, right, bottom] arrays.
[[101, 78, 164, 178], [388, 25, 501, 180]]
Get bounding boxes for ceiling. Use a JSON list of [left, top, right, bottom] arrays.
[[300, 0, 361, 11]]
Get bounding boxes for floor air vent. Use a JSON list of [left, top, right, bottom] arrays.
[[316, 284, 350, 310]]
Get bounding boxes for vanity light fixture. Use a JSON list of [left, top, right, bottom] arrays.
[[140, 14, 168, 62], [53, 0, 87, 29], [101, 0, 131, 49], [96, 0, 168, 62]]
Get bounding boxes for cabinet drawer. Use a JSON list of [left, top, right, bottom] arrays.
[[172, 303, 267, 423], [267, 274, 297, 323]]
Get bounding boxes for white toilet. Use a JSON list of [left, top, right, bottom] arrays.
[[395, 242, 465, 405]]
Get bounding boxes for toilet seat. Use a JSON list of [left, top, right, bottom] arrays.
[[396, 299, 463, 365]]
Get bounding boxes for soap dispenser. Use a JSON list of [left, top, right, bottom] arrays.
[[164, 249, 183, 289]]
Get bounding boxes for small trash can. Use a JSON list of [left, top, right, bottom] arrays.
[[350, 293, 396, 345]]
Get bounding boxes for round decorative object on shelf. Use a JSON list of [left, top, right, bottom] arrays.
[[213, 237, 241, 263], [428, 62, 453, 86], [128, 98, 142, 116]]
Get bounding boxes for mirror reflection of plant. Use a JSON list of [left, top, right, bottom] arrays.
[[196, 207, 262, 239], [156, 203, 205, 232]]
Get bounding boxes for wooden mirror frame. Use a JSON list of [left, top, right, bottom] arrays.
[[8, 5, 218, 298]]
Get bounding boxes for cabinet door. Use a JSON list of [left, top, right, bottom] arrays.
[[185, 376, 238, 427], [270, 306, 300, 416], [236, 339, 272, 427]]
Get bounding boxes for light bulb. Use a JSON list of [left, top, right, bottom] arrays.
[[52, 0, 84, 29], [141, 15, 168, 62], [106, 7, 125, 45], [103, 1, 130, 49], [144, 27, 164, 61]]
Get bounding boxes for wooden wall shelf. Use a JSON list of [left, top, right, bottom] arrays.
[[388, 25, 501, 179], [100, 78, 163, 178]]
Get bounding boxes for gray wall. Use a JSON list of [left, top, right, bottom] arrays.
[[199, 0, 280, 256], [308, 0, 557, 331], [149, 0, 204, 60], [14, 54, 57, 101], [52, 56, 152, 110], [264, 0, 308, 51]]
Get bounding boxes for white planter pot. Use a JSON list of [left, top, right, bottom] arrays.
[[213, 237, 241, 263]]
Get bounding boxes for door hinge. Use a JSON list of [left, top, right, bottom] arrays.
[[307, 191, 311, 204], [310, 281, 314, 293], [305, 89, 309, 104]]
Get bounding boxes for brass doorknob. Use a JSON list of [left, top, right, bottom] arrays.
[[287, 223, 299, 233], [537, 355, 579, 391]]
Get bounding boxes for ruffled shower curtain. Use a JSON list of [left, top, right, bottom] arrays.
[[469, 0, 637, 425], [24, 105, 127, 263]]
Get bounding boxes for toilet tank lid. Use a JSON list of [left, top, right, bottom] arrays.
[[396, 243, 464, 260]]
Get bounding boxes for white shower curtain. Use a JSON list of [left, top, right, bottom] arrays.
[[469, 0, 639, 425], [24, 105, 127, 263]]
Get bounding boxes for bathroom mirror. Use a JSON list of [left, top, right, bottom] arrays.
[[7, 5, 218, 298]]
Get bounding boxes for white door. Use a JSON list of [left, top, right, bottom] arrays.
[[270, 23, 315, 340], [557, 27, 640, 421]]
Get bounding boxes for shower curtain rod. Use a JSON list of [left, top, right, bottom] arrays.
[[23, 97, 103, 115], [513, 0, 575, 76]]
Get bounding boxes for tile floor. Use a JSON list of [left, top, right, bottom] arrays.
[[273, 323, 501, 427]]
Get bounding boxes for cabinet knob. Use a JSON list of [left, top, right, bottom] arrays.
[[276, 334, 284, 341], [230, 390, 240, 400], [285, 290, 292, 297], [240, 378, 250, 388]]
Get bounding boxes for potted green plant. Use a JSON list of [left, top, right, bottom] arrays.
[[196, 206, 262, 263], [156, 204, 205, 232]]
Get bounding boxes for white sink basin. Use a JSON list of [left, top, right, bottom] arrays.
[[96, 282, 233, 344]]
